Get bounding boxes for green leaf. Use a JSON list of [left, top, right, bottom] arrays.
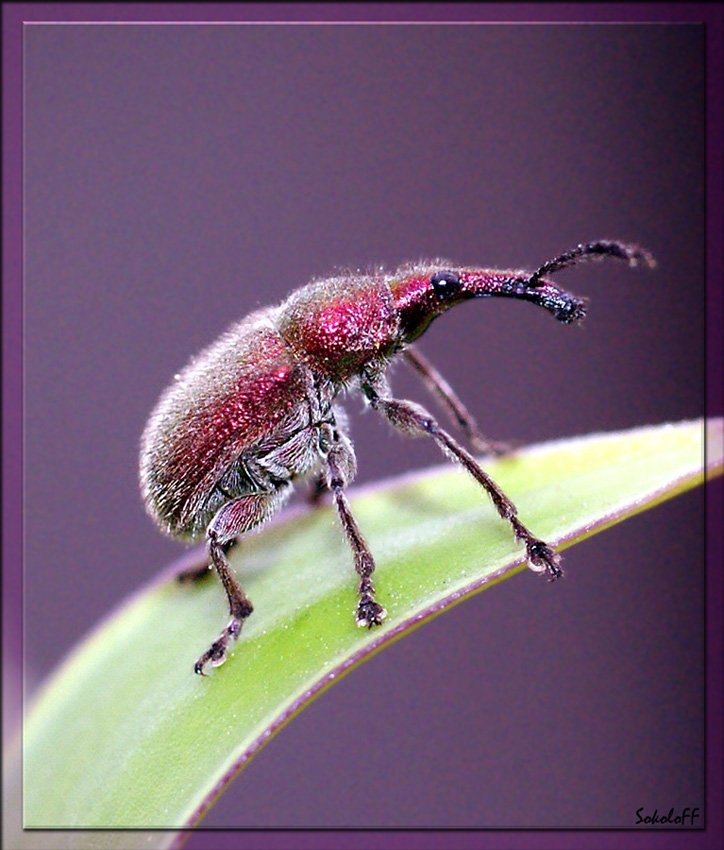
[[12, 419, 722, 848]]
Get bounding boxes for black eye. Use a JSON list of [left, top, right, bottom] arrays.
[[430, 271, 461, 300]]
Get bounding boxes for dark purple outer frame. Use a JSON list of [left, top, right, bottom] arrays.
[[4, 2, 723, 849]]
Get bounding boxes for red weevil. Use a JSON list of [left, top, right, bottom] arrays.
[[139, 240, 654, 674]]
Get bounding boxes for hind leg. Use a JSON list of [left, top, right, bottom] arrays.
[[193, 492, 281, 675], [175, 541, 238, 584]]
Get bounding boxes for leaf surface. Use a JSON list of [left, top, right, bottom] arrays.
[[13, 419, 721, 848]]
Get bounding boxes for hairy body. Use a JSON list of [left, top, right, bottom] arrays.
[[140, 242, 654, 674]]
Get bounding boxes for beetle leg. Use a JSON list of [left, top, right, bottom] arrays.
[[176, 540, 238, 584], [194, 493, 279, 675], [403, 345, 510, 456], [176, 561, 212, 583], [323, 426, 387, 629], [361, 381, 562, 581], [306, 470, 330, 505]]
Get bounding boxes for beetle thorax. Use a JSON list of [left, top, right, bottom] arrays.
[[277, 275, 400, 381]]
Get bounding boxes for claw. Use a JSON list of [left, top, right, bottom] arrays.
[[356, 596, 387, 628], [526, 540, 563, 581], [193, 619, 242, 675]]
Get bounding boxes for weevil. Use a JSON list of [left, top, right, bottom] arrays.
[[139, 240, 654, 675]]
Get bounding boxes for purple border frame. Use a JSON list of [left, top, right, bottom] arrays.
[[3, 4, 722, 850]]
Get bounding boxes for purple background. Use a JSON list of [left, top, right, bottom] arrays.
[[7, 3, 723, 845]]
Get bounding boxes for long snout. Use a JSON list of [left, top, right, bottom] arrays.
[[459, 271, 587, 324]]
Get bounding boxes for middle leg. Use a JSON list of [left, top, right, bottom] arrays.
[[322, 424, 387, 628]]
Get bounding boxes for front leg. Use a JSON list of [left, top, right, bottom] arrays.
[[403, 345, 510, 456], [360, 377, 562, 580]]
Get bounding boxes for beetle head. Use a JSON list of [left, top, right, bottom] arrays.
[[390, 241, 655, 343]]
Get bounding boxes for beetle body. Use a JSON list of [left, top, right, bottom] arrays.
[[141, 310, 322, 540], [140, 242, 654, 674]]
